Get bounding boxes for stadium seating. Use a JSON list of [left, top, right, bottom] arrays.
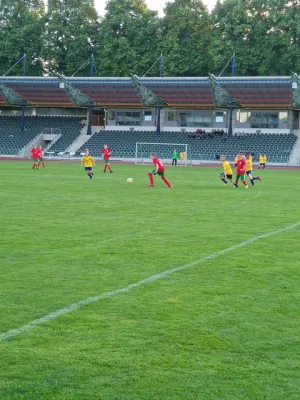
[[0, 116, 82, 155], [0, 115, 296, 162], [77, 130, 297, 163]]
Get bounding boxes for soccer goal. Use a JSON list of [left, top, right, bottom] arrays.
[[135, 142, 190, 166]]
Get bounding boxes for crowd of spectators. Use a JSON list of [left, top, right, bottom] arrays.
[[188, 129, 225, 139]]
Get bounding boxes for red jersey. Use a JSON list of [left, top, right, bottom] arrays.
[[153, 157, 165, 172], [236, 159, 246, 174], [101, 148, 111, 160], [37, 149, 43, 158], [31, 147, 38, 159]]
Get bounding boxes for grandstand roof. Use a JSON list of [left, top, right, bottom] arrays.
[[0, 76, 295, 109], [218, 77, 292, 109]]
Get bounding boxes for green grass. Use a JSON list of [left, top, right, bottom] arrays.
[[1, 160, 300, 400]]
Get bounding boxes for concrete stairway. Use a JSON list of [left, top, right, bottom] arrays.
[[289, 131, 300, 166], [67, 126, 102, 154]]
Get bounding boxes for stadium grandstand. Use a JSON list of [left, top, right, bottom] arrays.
[[0, 75, 300, 165]]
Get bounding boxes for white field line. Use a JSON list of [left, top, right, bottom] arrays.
[[1, 221, 300, 341], [239, 190, 262, 206]]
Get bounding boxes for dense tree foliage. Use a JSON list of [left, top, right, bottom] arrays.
[[1, 0, 300, 77], [97, 0, 161, 76], [42, 0, 99, 75], [210, 0, 300, 76], [0, 0, 45, 75], [160, 0, 212, 76]]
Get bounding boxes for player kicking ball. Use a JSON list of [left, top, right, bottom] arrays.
[[148, 153, 172, 188], [81, 150, 95, 179]]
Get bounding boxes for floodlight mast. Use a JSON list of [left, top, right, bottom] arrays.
[[157, 54, 164, 134], [2, 54, 26, 77], [218, 53, 236, 137], [142, 54, 164, 134]]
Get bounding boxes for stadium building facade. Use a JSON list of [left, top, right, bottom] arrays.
[[0, 76, 299, 132], [0, 75, 300, 165]]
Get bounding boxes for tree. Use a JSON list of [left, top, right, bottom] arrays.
[[210, 0, 300, 76], [159, 0, 212, 76], [42, 0, 99, 76], [97, 0, 161, 76], [0, 0, 45, 76]]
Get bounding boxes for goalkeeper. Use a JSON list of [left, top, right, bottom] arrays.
[[148, 153, 172, 188], [172, 149, 178, 166]]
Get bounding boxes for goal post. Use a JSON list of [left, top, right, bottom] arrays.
[[135, 142, 190, 166]]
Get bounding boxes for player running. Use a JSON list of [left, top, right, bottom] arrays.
[[101, 144, 113, 173], [81, 150, 95, 179], [234, 154, 248, 189], [37, 146, 45, 168], [219, 156, 235, 186], [31, 146, 39, 170], [148, 153, 172, 188], [246, 154, 262, 186]]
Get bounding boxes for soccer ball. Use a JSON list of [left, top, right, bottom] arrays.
[[127, 178, 133, 183]]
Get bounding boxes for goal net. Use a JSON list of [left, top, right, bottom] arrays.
[[135, 142, 190, 166]]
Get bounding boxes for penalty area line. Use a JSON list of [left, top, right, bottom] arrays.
[[1, 221, 300, 341]]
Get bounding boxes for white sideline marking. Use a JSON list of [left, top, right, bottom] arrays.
[[1, 222, 300, 341]]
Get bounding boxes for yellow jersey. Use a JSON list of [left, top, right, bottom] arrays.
[[263, 155, 267, 163], [234, 156, 239, 164], [223, 161, 233, 175], [82, 155, 94, 167], [249, 155, 253, 163], [245, 159, 252, 172], [259, 155, 264, 164]]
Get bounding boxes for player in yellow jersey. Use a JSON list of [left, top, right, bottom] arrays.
[[81, 150, 96, 179], [263, 154, 267, 168], [234, 154, 239, 167], [219, 156, 235, 186], [246, 154, 262, 186], [258, 153, 264, 169]]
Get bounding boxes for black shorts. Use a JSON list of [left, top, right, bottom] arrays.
[[259, 163, 264, 167], [85, 167, 93, 171], [246, 170, 252, 176], [220, 172, 232, 180]]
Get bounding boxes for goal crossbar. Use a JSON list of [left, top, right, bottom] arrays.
[[135, 142, 189, 166]]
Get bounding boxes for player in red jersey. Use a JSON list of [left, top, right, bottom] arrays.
[[234, 154, 248, 189], [37, 146, 45, 168], [148, 153, 172, 188], [31, 146, 39, 170], [101, 144, 113, 173]]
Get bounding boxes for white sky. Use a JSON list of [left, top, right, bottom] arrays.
[[95, 0, 218, 16]]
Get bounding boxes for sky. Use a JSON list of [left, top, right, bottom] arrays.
[[95, 0, 218, 16]]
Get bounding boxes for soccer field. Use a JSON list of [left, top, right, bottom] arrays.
[[1, 161, 300, 400]]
